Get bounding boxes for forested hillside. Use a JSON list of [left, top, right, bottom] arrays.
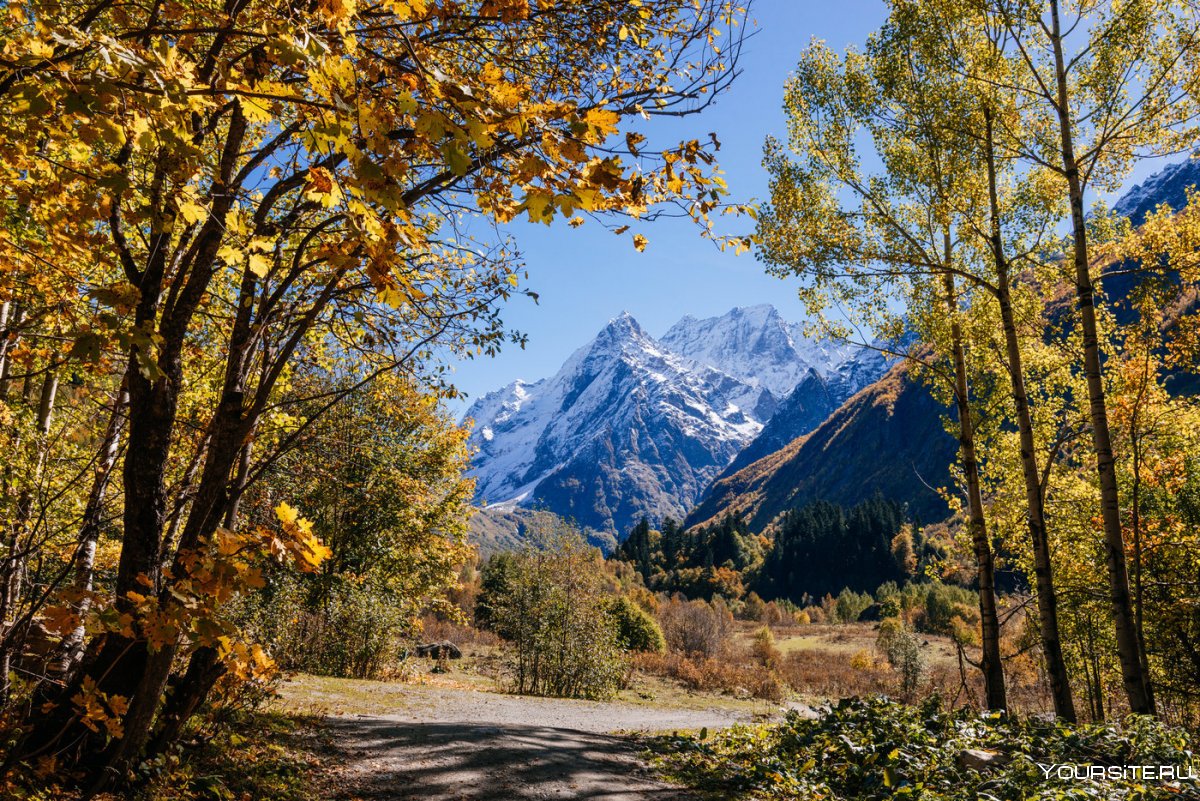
[[616, 496, 923, 604], [687, 361, 956, 530]]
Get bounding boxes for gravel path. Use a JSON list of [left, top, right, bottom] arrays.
[[309, 684, 767, 800]]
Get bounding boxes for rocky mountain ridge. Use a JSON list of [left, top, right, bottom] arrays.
[[464, 305, 885, 535]]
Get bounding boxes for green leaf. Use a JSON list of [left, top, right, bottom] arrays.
[[442, 142, 472, 176]]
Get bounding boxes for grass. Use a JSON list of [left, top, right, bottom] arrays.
[[737, 622, 962, 666], [274, 665, 781, 719], [275, 621, 978, 723], [616, 670, 787, 715]]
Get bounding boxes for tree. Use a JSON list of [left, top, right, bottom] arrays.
[[0, 0, 750, 785], [758, 30, 1011, 711], [619, 517, 655, 581], [490, 522, 626, 699], [234, 370, 474, 682], [1099, 200, 1200, 718], [957, 0, 1200, 717], [876, 0, 1082, 720], [605, 595, 666, 654]]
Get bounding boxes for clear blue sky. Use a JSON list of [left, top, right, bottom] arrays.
[[444, 1, 1165, 413]]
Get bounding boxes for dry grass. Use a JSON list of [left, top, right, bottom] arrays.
[[282, 618, 1050, 723], [632, 651, 787, 704]]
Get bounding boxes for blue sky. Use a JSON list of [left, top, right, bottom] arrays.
[[444, 1, 1167, 413]]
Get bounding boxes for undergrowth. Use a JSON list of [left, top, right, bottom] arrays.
[[648, 696, 1196, 800], [4, 711, 332, 801]]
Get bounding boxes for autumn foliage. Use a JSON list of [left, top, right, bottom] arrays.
[[0, 0, 748, 791]]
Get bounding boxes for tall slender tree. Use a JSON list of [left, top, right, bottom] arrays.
[[947, 0, 1200, 719], [758, 35, 1010, 710]]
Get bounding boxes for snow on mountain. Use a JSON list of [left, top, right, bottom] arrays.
[[464, 306, 885, 537], [660, 304, 859, 399], [1113, 153, 1200, 226]]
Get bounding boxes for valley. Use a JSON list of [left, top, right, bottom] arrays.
[[4, 1, 1200, 799]]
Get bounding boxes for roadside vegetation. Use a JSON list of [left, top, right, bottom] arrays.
[[650, 697, 1197, 800]]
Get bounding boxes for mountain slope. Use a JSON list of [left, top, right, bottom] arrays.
[[466, 312, 770, 535], [716, 345, 890, 478], [684, 361, 956, 531], [1113, 154, 1200, 226], [465, 306, 882, 538]]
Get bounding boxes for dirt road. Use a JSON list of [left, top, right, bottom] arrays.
[[291, 682, 772, 800]]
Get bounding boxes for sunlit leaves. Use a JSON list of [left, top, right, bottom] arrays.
[[0, 0, 750, 764], [274, 501, 332, 572]]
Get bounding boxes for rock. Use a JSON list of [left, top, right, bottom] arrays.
[[958, 749, 1007, 772], [414, 641, 462, 660]]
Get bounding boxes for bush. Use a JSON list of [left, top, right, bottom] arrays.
[[489, 524, 626, 700], [876, 617, 924, 701], [476, 550, 519, 633], [751, 626, 782, 671], [834, 588, 873, 623], [920, 582, 978, 635], [657, 596, 734, 658], [247, 573, 416, 679], [634, 651, 785, 703], [606, 596, 666, 653], [741, 591, 768, 621]]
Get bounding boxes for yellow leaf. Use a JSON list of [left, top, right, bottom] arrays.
[[179, 201, 207, 225], [522, 192, 553, 224], [275, 501, 299, 527], [248, 252, 271, 278], [217, 245, 244, 265], [584, 108, 620, 140], [633, 233, 648, 252]]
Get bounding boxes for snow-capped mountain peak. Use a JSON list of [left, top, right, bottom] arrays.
[[1113, 153, 1200, 226], [464, 305, 887, 536]]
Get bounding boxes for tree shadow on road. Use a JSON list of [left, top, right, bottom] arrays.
[[320, 717, 699, 800]]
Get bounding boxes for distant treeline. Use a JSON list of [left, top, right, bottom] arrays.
[[613, 496, 930, 605]]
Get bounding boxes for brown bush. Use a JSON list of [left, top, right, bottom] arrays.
[[419, 614, 502, 651], [656, 596, 734, 658], [750, 626, 783, 671], [633, 651, 785, 703], [781, 648, 892, 700]]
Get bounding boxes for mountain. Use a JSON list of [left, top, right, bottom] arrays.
[[465, 306, 882, 537], [1112, 153, 1200, 226], [685, 154, 1200, 536], [659, 304, 861, 400], [716, 344, 890, 478], [468, 506, 616, 557], [684, 360, 956, 532], [466, 312, 767, 535]]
